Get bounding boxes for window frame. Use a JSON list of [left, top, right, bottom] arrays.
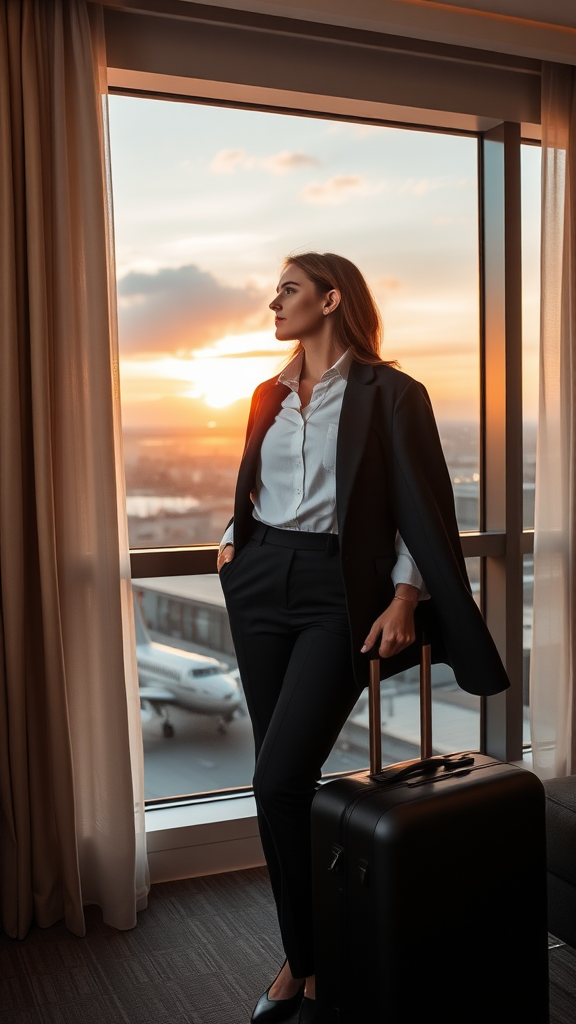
[[104, 9, 540, 879]]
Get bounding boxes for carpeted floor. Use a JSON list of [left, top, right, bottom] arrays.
[[0, 867, 574, 1023]]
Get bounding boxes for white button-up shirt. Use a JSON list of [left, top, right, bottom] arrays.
[[221, 349, 425, 593]]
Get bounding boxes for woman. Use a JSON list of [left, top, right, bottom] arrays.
[[218, 252, 509, 1024]]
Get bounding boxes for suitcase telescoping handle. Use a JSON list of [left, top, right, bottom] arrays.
[[369, 633, 432, 777]]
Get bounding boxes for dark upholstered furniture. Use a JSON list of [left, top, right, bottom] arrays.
[[544, 776, 576, 946]]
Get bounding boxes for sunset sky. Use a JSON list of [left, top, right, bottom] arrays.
[[108, 96, 540, 432]]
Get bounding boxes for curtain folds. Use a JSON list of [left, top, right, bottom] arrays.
[[0, 0, 148, 939], [530, 63, 576, 779]]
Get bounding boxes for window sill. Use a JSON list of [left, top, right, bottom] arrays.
[[145, 794, 264, 883]]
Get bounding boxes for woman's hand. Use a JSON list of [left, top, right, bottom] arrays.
[[217, 543, 235, 572], [361, 584, 419, 657]]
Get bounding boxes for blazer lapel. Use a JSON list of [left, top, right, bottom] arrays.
[[233, 380, 289, 537], [244, 380, 290, 466], [336, 362, 379, 533]]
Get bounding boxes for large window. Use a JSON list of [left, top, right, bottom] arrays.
[[108, 95, 501, 799], [109, 97, 481, 546]]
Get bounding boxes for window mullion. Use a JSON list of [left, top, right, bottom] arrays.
[[480, 121, 524, 761]]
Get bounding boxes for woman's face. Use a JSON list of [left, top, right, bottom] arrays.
[[269, 265, 339, 342]]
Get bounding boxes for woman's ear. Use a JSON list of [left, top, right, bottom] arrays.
[[324, 288, 341, 315]]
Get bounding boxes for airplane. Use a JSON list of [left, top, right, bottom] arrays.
[[133, 592, 243, 738]]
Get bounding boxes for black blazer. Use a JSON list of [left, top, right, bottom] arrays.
[[230, 359, 510, 697]]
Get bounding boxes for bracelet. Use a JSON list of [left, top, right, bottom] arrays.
[[393, 594, 416, 607]]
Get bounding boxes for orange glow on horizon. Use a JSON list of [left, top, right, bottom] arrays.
[[120, 331, 293, 411], [118, 327, 491, 429]]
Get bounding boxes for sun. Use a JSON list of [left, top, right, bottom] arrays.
[[185, 332, 292, 407], [119, 331, 293, 411]]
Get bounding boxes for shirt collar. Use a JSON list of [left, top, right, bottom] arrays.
[[278, 348, 352, 393]]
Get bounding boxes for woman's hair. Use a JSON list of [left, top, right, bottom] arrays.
[[282, 251, 396, 366]]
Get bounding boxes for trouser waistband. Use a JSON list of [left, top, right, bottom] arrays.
[[250, 521, 340, 554]]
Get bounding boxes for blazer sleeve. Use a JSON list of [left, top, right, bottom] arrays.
[[391, 379, 469, 589], [390, 379, 510, 695]]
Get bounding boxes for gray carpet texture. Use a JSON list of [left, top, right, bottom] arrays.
[[0, 867, 574, 1023], [0, 869, 284, 1024]]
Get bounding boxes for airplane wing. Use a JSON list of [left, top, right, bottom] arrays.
[[139, 684, 178, 704]]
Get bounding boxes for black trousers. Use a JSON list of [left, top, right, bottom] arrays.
[[220, 525, 360, 978]]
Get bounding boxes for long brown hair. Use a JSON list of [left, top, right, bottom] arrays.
[[282, 251, 396, 366]]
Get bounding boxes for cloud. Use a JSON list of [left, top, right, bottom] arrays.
[[258, 150, 320, 174], [299, 175, 386, 205], [209, 149, 246, 175], [209, 148, 320, 175], [117, 264, 267, 355]]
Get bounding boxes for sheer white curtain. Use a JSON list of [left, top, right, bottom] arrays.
[[530, 62, 576, 779], [0, 0, 148, 938]]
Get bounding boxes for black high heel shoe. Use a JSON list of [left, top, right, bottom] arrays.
[[250, 964, 305, 1023]]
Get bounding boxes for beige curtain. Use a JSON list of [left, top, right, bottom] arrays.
[[530, 63, 576, 779], [0, 0, 148, 938]]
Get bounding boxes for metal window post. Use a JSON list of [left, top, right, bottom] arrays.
[[479, 122, 524, 761]]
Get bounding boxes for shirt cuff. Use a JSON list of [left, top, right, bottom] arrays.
[[391, 533, 429, 599], [219, 523, 235, 552]]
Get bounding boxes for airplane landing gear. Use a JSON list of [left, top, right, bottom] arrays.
[[216, 711, 237, 735], [147, 700, 175, 738]]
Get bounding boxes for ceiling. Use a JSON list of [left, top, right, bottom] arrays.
[[173, 0, 576, 63], [422, 0, 576, 30]]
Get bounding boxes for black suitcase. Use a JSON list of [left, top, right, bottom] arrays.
[[311, 644, 549, 1023]]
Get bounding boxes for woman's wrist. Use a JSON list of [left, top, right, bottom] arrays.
[[393, 583, 419, 609]]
